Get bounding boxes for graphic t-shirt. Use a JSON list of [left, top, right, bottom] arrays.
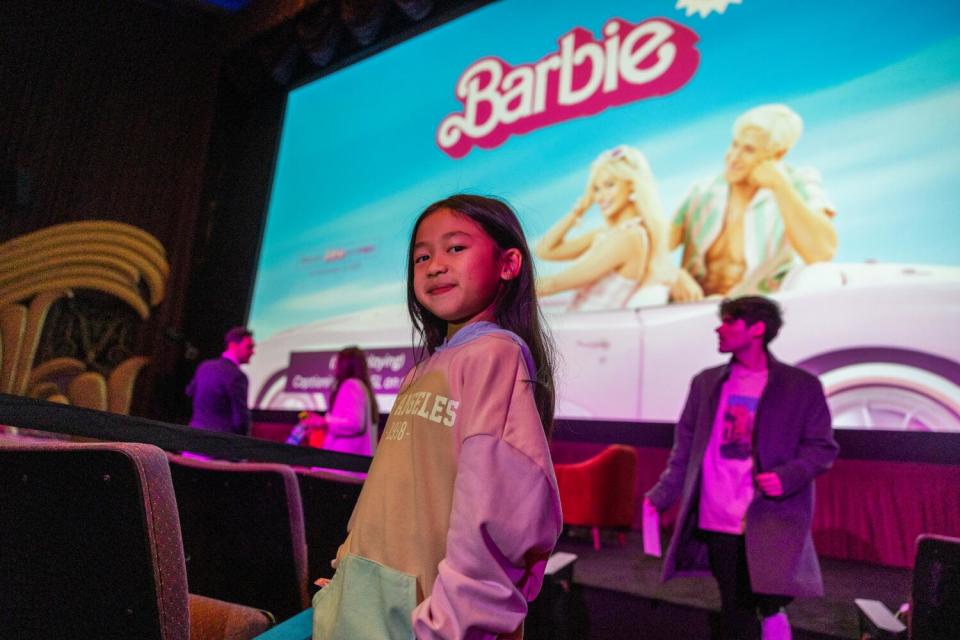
[[699, 362, 768, 534]]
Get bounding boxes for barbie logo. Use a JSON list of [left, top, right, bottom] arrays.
[[437, 17, 699, 159]]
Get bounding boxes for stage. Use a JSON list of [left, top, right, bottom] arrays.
[[553, 530, 911, 640]]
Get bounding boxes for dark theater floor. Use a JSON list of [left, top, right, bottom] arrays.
[[552, 530, 911, 640]]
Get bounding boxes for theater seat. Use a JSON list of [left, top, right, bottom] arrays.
[[554, 444, 638, 550], [0, 440, 272, 640], [167, 454, 310, 622], [856, 534, 960, 640], [189, 594, 275, 640], [295, 468, 364, 581]]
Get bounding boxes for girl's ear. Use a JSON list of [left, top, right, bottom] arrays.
[[500, 248, 523, 281]]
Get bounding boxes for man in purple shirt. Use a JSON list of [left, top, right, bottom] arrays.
[[186, 326, 255, 435]]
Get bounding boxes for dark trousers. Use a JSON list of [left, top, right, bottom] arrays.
[[701, 530, 792, 640]]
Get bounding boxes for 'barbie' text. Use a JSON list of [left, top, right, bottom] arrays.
[[436, 17, 699, 158]]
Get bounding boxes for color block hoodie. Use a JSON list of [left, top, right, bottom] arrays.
[[312, 324, 562, 639]]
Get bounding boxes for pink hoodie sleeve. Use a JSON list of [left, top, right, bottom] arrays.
[[412, 339, 562, 639], [412, 435, 562, 639]]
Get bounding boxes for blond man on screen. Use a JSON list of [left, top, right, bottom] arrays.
[[670, 104, 837, 301]]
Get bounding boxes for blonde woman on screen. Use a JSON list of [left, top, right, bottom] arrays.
[[536, 145, 674, 310]]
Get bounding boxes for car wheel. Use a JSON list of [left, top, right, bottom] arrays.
[[798, 348, 960, 432]]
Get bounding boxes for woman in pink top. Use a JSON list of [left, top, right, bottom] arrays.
[[301, 346, 379, 456]]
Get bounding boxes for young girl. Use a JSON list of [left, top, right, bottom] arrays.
[[312, 194, 562, 639]]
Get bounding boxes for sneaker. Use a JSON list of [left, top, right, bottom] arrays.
[[760, 610, 791, 640]]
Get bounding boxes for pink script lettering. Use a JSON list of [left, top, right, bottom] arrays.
[[436, 17, 699, 159]]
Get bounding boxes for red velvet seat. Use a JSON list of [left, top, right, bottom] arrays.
[[554, 444, 638, 550]]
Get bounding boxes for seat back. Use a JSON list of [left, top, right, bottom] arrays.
[[555, 444, 638, 527], [0, 440, 189, 640], [167, 455, 309, 621], [296, 469, 364, 580], [911, 534, 960, 640]]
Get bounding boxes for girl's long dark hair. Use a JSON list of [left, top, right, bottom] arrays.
[[330, 346, 378, 419], [406, 194, 556, 436]]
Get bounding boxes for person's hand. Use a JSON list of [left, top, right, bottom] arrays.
[[570, 190, 593, 221], [313, 557, 339, 587], [756, 472, 783, 497], [300, 411, 326, 429], [748, 160, 786, 190], [669, 268, 704, 303], [643, 497, 658, 515]]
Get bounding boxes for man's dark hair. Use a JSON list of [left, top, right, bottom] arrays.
[[224, 326, 252, 347], [719, 296, 783, 347]]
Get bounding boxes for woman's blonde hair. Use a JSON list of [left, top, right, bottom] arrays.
[[587, 146, 672, 283], [733, 104, 803, 154]]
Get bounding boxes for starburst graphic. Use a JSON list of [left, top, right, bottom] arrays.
[[675, 0, 743, 18]]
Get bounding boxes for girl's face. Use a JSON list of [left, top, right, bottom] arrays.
[[412, 208, 520, 328], [592, 167, 632, 220]]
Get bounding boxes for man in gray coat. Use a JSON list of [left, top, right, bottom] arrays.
[[645, 296, 838, 639]]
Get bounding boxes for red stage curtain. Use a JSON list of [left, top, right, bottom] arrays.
[[252, 421, 295, 443], [812, 459, 960, 568], [550, 441, 960, 568]]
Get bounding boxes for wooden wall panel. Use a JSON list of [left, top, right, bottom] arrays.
[[0, 0, 222, 419]]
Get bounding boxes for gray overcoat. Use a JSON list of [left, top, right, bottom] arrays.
[[645, 354, 839, 597]]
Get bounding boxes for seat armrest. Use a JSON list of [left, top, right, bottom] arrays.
[[189, 593, 275, 640], [854, 598, 906, 640]]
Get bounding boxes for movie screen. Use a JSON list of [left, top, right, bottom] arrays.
[[247, 0, 960, 431]]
